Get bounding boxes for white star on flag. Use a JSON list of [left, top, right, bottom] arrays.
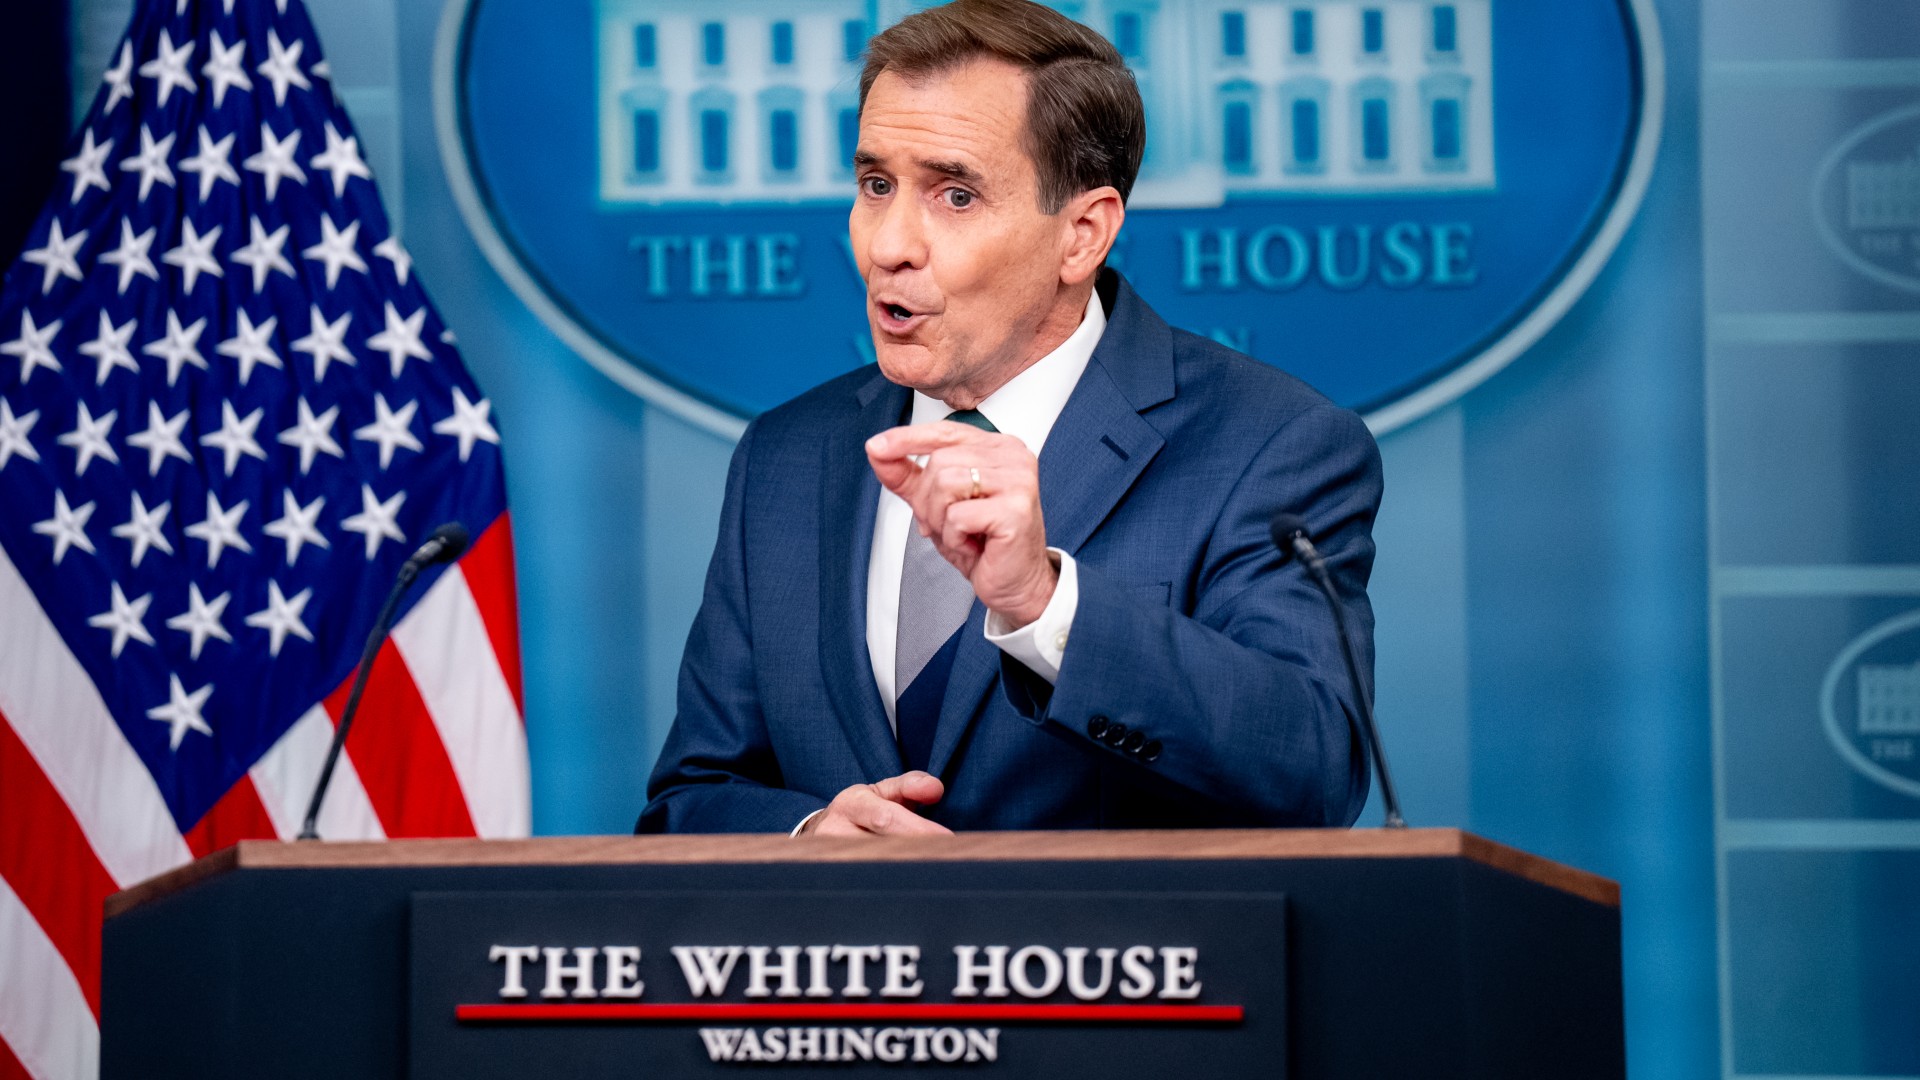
[[79, 310, 140, 386], [373, 235, 412, 285], [33, 490, 98, 565], [142, 310, 210, 386], [263, 489, 330, 564], [181, 126, 241, 201], [100, 219, 161, 295], [111, 491, 175, 567], [57, 401, 120, 476], [22, 218, 88, 294], [102, 40, 134, 113], [0, 399, 42, 470], [342, 483, 406, 559], [59, 128, 115, 205], [183, 490, 252, 568], [257, 28, 311, 106], [354, 393, 423, 469], [310, 122, 373, 196], [139, 28, 198, 105], [166, 583, 233, 660], [201, 31, 251, 107], [433, 388, 500, 462], [119, 124, 178, 202], [244, 124, 306, 201], [367, 302, 433, 378], [126, 401, 192, 474], [245, 580, 315, 656], [231, 216, 297, 292], [163, 218, 224, 293], [200, 400, 269, 476], [3, 310, 64, 383], [147, 674, 215, 751], [304, 215, 369, 290], [88, 582, 156, 658], [276, 397, 344, 473], [292, 305, 354, 381], [216, 309, 283, 384]]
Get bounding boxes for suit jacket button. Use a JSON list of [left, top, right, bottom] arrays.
[[1140, 739, 1163, 763], [1121, 730, 1145, 753], [1104, 721, 1129, 746], [1087, 716, 1109, 739]]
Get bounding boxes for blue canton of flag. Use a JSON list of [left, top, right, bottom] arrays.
[[0, 0, 533, 1037]]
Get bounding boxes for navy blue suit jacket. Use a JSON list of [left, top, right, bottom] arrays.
[[639, 272, 1382, 833]]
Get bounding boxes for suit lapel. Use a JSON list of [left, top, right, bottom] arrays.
[[819, 372, 911, 782], [925, 280, 1172, 780]]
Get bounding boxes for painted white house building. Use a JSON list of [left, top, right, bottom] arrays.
[[1859, 661, 1920, 737], [596, 0, 1495, 206], [1847, 144, 1920, 231]]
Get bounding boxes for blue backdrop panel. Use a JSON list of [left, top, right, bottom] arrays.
[[1704, 0, 1920, 1073]]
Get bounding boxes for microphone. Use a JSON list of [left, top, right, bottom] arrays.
[[297, 521, 469, 840], [406, 522, 470, 573], [1270, 512, 1406, 829]]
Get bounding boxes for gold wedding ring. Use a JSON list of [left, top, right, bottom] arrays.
[[968, 467, 983, 500]]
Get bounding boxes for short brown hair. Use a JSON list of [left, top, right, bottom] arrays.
[[859, 0, 1146, 212]]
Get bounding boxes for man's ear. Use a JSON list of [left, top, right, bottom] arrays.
[[1058, 186, 1125, 286]]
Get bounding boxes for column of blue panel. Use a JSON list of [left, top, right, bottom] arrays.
[[1704, 1, 1920, 1074]]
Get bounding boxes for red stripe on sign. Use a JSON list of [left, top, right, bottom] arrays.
[[0, 1032, 34, 1080], [0, 712, 114, 1018], [459, 516, 525, 717], [324, 645, 477, 838], [457, 1004, 1245, 1024], [181, 775, 281, 859]]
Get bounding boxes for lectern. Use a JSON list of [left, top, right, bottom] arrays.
[[102, 829, 1621, 1078]]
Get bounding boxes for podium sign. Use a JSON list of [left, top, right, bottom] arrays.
[[408, 890, 1287, 1076], [102, 830, 1623, 1079]]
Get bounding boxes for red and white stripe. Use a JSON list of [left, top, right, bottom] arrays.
[[0, 516, 529, 1079]]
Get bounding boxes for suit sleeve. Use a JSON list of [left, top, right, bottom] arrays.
[[637, 421, 831, 833], [1001, 401, 1382, 827]]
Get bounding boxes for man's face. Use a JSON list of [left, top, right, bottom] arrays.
[[850, 59, 1070, 404]]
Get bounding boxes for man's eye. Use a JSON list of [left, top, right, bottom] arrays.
[[862, 176, 892, 196], [944, 188, 974, 208]]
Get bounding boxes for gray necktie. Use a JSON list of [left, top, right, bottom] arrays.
[[893, 409, 997, 707]]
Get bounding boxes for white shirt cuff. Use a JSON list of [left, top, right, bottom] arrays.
[[983, 548, 1076, 684], [791, 808, 825, 836]]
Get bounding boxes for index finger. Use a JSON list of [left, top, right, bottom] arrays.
[[866, 421, 994, 461]]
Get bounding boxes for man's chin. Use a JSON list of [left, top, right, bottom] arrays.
[[873, 342, 945, 392]]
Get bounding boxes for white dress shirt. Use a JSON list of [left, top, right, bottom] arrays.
[[864, 290, 1107, 728]]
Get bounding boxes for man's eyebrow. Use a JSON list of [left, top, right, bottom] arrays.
[[852, 151, 984, 186], [920, 158, 984, 185]]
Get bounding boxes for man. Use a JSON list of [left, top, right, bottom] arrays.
[[639, 0, 1381, 836]]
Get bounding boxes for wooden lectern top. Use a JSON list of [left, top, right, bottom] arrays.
[[105, 826, 1616, 919]]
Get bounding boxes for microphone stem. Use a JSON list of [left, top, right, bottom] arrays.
[[1303, 555, 1406, 829], [297, 561, 421, 840]]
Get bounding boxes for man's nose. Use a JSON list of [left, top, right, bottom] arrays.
[[865, 195, 928, 272]]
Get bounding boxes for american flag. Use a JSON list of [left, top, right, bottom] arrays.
[[0, 0, 531, 1074]]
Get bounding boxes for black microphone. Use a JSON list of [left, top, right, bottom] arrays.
[[406, 522, 471, 572], [1270, 512, 1406, 829], [297, 521, 469, 840]]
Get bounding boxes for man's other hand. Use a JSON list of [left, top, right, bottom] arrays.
[[799, 771, 953, 836], [867, 421, 1057, 628]]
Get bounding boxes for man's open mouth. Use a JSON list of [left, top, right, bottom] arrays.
[[875, 299, 928, 333]]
